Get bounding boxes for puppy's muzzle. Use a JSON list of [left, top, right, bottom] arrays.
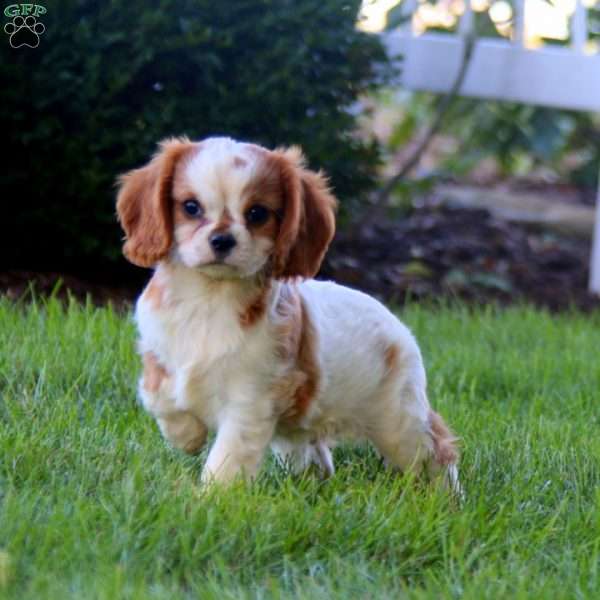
[[209, 232, 237, 258]]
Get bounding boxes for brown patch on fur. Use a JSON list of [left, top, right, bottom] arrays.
[[292, 304, 320, 418], [428, 410, 459, 466], [269, 147, 337, 279], [116, 137, 199, 268], [142, 275, 165, 310], [142, 351, 169, 393], [233, 155, 247, 168], [243, 202, 281, 242], [250, 211, 280, 242], [384, 344, 399, 374], [273, 282, 303, 360], [239, 282, 271, 328], [212, 208, 234, 234], [172, 172, 208, 227], [272, 283, 320, 424], [241, 153, 284, 243]]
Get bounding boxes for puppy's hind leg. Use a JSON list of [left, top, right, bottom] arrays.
[[427, 409, 461, 495], [313, 439, 335, 478], [270, 437, 335, 478], [367, 380, 460, 494]]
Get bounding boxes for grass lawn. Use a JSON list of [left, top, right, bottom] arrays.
[[1, 296, 599, 599]]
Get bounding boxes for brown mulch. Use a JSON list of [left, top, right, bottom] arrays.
[[320, 201, 599, 311], [2, 201, 599, 312]]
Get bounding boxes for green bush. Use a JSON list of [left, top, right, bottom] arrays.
[[2, 0, 391, 271], [384, 89, 600, 189]]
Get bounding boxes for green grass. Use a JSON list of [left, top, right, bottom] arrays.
[[1, 296, 599, 599]]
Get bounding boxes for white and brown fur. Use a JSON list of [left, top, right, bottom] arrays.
[[116, 136, 459, 490]]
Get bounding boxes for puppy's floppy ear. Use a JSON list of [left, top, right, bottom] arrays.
[[116, 137, 196, 268], [272, 147, 337, 279]]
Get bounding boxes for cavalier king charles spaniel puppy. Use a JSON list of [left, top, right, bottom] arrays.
[[116, 136, 459, 491]]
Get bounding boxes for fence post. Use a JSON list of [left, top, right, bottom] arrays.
[[571, 3, 587, 52], [513, 0, 525, 46]]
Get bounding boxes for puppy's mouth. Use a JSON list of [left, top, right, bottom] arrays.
[[196, 261, 242, 279]]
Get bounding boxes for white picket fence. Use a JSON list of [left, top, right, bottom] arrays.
[[383, 0, 600, 293]]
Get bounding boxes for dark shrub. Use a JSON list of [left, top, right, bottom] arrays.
[[1, 0, 391, 274]]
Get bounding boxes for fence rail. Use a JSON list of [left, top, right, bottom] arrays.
[[383, 0, 600, 293]]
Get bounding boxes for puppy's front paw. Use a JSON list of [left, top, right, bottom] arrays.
[[199, 462, 253, 487]]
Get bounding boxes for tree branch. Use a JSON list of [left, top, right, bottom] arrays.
[[360, 31, 476, 231]]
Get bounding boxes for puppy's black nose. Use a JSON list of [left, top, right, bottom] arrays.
[[209, 232, 237, 256]]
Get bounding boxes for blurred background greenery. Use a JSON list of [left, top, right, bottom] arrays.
[[2, 0, 599, 306], [2, 0, 391, 275]]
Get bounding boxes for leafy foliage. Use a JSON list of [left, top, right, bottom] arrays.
[[384, 89, 600, 186], [441, 101, 591, 178], [2, 0, 392, 270], [380, 3, 600, 188]]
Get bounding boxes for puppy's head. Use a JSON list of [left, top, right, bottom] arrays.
[[116, 136, 336, 279]]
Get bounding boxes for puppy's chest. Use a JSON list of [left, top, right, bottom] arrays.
[[139, 290, 261, 358], [136, 295, 274, 410]]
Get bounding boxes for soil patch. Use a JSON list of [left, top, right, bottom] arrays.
[[2, 202, 598, 311], [321, 201, 598, 311]]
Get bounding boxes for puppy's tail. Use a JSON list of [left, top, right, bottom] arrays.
[[427, 409, 462, 498]]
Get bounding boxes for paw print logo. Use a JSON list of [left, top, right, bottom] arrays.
[[4, 15, 45, 48]]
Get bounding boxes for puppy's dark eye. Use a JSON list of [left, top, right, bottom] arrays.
[[183, 199, 203, 217], [245, 204, 270, 226]]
